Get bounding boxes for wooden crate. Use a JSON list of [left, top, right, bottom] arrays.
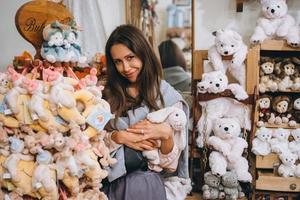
[[256, 153, 279, 169]]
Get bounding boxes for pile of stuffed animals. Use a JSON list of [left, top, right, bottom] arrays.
[[0, 64, 117, 199], [252, 128, 300, 178], [259, 57, 300, 93]]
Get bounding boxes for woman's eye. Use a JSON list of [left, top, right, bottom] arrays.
[[126, 55, 135, 61]]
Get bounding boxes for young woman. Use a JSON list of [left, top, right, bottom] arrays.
[[102, 24, 189, 200]]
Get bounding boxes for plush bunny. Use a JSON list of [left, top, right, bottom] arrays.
[[53, 132, 80, 180], [289, 98, 300, 126], [288, 129, 300, 159], [268, 95, 292, 125], [269, 128, 290, 154], [197, 70, 248, 100], [3, 137, 34, 182], [6, 66, 27, 114], [22, 78, 49, 121], [208, 117, 252, 182], [259, 57, 278, 93], [64, 25, 87, 63], [257, 95, 272, 127], [91, 133, 117, 167], [202, 171, 225, 200], [208, 28, 247, 88], [196, 97, 251, 148], [250, 0, 299, 47], [143, 104, 187, 172], [278, 151, 297, 177], [32, 150, 58, 199], [41, 21, 66, 63], [251, 127, 272, 156], [43, 68, 76, 113]]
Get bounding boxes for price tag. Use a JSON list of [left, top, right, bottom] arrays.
[[86, 108, 112, 132]]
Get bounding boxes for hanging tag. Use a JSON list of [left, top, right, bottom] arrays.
[[3, 173, 11, 179], [86, 108, 112, 132], [55, 116, 68, 126], [35, 182, 43, 189], [31, 113, 39, 121], [4, 194, 11, 200]]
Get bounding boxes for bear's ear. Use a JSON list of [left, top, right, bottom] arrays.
[[214, 29, 224, 37], [232, 31, 242, 42], [260, 0, 268, 4]]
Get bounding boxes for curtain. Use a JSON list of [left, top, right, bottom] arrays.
[[63, 0, 107, 61]]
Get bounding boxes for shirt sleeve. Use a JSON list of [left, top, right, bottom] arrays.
[[104, 130, 122, 153]]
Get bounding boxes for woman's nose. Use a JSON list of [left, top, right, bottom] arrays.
[[123, 61, 131, 72]]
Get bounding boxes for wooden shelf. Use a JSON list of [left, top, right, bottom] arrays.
[[263, 123, 300, 129], [260, 40, 300, 51], [256, 171, 300, 192], [256, 153, 279, 169]]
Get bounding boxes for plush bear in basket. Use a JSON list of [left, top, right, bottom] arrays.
[[274, 59, 298, 91], [208, 28, 247, 88], [251, 127, 272, 156], [208, 117, 252, 182], [202, 171, 225, 200], [250, 0, 299, 47], [289, 129, 300, 160], [289, 97, 300, 127], [221, 171, 245, 200], [257, 95, 272, 127], [278, 151, 297, 177]]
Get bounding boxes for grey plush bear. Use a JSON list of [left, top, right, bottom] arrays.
[[221, 171, 245, 200], [202, 171, 225, 199]]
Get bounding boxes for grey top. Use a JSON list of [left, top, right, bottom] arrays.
[[107, 80, 189, 182], [163, 66, 191, 92]]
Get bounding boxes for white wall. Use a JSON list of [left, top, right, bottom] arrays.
[[0, 0, 125, 70], [194, 0, 300, 50]]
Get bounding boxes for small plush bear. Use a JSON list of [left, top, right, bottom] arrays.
[[208, 117, 252, 182], [251, 127, 272, 156], [259, 57, 278, 93], [250, 0, 299, 47], [197, 70, 248, 100], [268, 95, 292, 125], [269, 128, 290, 154], [289, 97, 300, 126], [208, 28, 247, 88], [288, 129, 300, 160], [274, 59, 298, 91], [257, 95, 272, 127], [221, 171, 245, 200], [278, 151, 297, 177], [202, 171, 225, 200]]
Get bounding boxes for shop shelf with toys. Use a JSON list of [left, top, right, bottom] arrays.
[[251, 39, 300, 196]]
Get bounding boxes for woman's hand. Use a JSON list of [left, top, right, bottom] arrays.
[[112, 130, 157, 151], [127, 120, 173, 141]]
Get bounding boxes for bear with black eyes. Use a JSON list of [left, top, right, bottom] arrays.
[[268, 95, 292, 125], [288, 97, 300, 126], [257, 94, 272, 127]]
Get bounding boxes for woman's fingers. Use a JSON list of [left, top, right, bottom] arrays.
[[140, 140, 155, 148]]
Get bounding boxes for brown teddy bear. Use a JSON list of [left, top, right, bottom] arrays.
[[289, 97, 300, 126], [259, 57, 278, 93], [268, 95, 292, 125], [257, 95, 272, 127]]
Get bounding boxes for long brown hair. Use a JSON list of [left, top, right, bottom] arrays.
[[104, 24, 164, 121], [158, 39, 187, 70]]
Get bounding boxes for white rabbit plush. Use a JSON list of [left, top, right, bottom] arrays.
[[32, 150, 58, 199], [3, 137, 34, 182], [6, 66, 27, 114], [208, 29, 247, 88], [197, 70, 248, 100], [251, 127, 272, 156], [250, 0, 299, 47], [143, 104, 187, 172]]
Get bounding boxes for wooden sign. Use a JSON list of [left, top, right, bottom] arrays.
[[15, 0, 74, 58]]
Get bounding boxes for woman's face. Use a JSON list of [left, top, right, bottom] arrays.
[[110, 44, 143, 83]]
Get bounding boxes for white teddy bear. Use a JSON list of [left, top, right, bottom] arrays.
[[278, 151, 297, 177], [250, 0, 299, 47], [143, 104, 187, 172], [197, 70, 248, 100], [0, 72, 10, 94], [251, 127, 272, 156], [196, 97, 251, 148], [269, 128, 290, 154], [208, 29, 247, 88], [288, 129, 300, 159], [208, 117, 252, 182]]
